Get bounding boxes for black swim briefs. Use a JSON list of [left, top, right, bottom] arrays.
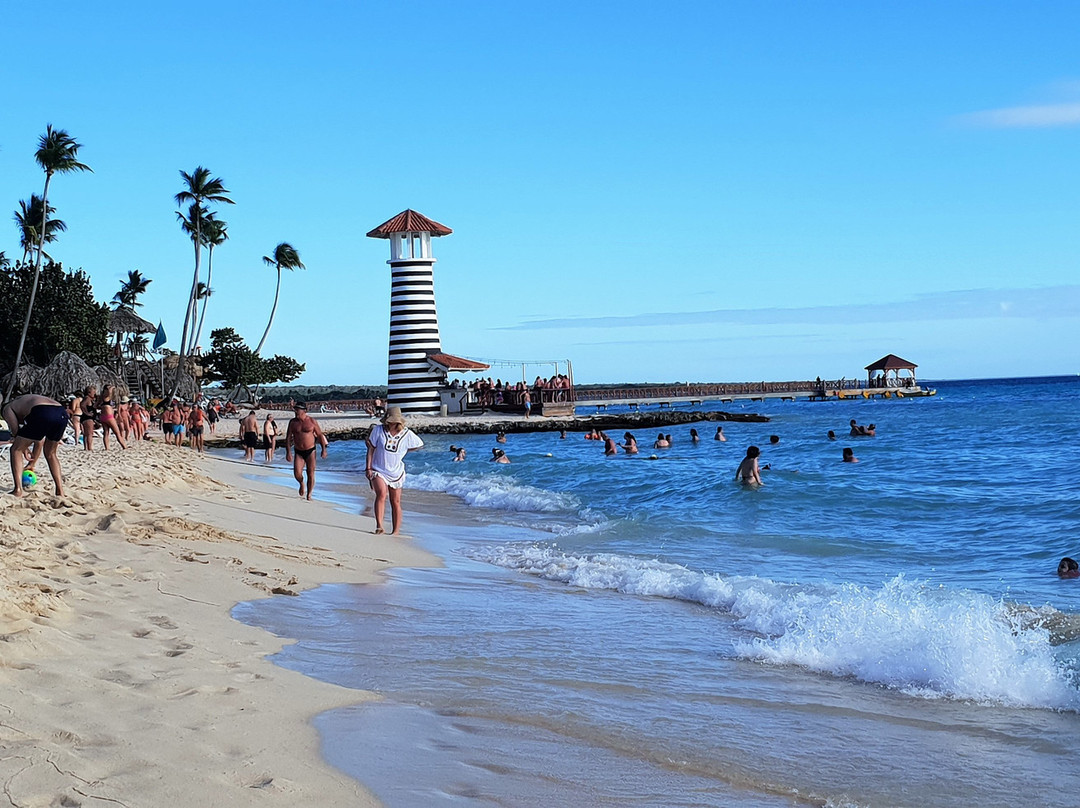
[[243, 431, 259, 448], [20, 404, 70, 442]]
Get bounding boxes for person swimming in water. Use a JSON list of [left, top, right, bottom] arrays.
[[843, 447, 859, 463], [1057, 557, 1079, 578], [450, 445, 467, 461], [714, 426, 727, 442], [622, 432, 639, 454], [735, 446, 763, 486], [490, 448, 510, 464]]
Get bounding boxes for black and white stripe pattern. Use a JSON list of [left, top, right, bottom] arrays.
[[387, 259, 442, 413]]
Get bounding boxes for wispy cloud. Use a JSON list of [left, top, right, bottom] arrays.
[[960, 102, 1080, 129], [495, 285, 1080, 331]]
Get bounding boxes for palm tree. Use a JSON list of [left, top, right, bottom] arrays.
[[14, 195, 66, 262], [5, 125, 91, 401], [112, 269, 152, 308], [254, 242, 304, 355], [193, 216, 227, 350], [171, 167, 233, 398]]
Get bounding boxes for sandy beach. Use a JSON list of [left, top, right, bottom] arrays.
[[0, 438, 435, 806]]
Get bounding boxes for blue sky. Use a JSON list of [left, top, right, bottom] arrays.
[[2, 2, 1077, 384]]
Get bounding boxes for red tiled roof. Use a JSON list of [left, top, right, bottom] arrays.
[[865, 354, 917, 371], [366, 209, 453, 239], [427, 352, 490, 372]]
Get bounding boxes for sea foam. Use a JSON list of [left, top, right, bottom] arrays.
[[468, 544, 1080, 711], [406, 471, 611, 536]]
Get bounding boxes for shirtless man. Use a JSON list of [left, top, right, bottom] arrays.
[[188, 405, 206, 453], [3, 394, 69, 498], [735, 445, 763, 486], [239, 409, 260, 462], [284, 402, 327, 499]]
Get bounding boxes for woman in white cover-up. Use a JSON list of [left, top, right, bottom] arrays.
[[365, 406, 424, 535]]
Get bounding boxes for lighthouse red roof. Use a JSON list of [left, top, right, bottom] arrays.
[[426, 352, 490, 372], [366, 209, 453, 239]]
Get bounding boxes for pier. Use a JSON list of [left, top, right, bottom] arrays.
[[574, 379, 934, 411]]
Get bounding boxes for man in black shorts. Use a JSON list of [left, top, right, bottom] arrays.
[[239, 409, 260, 462], [2, 394, 70, 497]]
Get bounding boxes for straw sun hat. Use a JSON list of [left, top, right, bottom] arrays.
[[384, 406, 406, 426]]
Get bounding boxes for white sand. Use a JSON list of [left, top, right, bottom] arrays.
[[0, 439, 435, 806]]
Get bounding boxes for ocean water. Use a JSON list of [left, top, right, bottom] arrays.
[[234, 376, 1080, 807]]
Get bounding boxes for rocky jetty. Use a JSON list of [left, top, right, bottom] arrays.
[[205, 409, 767, 448]]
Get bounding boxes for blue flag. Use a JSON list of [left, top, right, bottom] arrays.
[[152, 321, 167, 350]]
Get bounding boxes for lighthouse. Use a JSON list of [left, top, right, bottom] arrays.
[[366, 209, 454, 414]]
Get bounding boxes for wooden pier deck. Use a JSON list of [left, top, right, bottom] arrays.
[[574, 382, 934, 411]]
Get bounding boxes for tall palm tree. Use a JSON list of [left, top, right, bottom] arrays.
[[189, 282, 212, 349], [6, 125, 91, 401], [254, 242, 304, 355], [112, 269, 152, 308], [171, 167, 233, 397], [193, 215, 227, 350], [14, 195, 66, 262]]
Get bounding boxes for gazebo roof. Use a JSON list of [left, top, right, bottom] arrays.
[[366, 209, 452, 239], [108, 306, 156, 335], [865, 354, 917, 372], [426, 352, 490, 373]]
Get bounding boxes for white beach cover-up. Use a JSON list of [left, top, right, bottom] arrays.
[[367, 424, 424, 487]]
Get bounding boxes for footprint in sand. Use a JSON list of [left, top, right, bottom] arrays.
[[148, 615, 178, 630]]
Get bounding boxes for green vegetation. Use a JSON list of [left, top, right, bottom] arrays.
[[5, 125, 92, 400], [254, 242, 305, 355], [172, 167, 234, 398], [201, 328, 305, 395], [0, 259, 110, 372]]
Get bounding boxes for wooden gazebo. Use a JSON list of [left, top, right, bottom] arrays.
[[865, 354, 917, 388]]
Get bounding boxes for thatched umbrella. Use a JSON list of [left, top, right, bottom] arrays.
[[39, 351, 98, 399], [94, 366, 129, 399], [0, 364, 44, 398], [108, 306, 156, 336]]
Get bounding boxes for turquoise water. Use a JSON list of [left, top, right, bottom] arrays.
[[235, 377, 1080, 806]]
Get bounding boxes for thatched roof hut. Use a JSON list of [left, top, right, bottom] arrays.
[[93, 366, 129, 399], [39, 352, 99, 399], [1, 364, 44, 398], [108, 307, 156, 335]]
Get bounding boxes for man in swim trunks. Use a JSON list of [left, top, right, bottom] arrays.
[[239, 409, 260, 462], [188, 405, 206, 454], [284, 402, 327, 500], [3, 394, 69, 497]]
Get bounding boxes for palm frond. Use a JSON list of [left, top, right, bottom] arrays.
[[36, 124, 92, 175]]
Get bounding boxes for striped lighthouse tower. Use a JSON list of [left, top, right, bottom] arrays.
[[366, 210, 453, 414]]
